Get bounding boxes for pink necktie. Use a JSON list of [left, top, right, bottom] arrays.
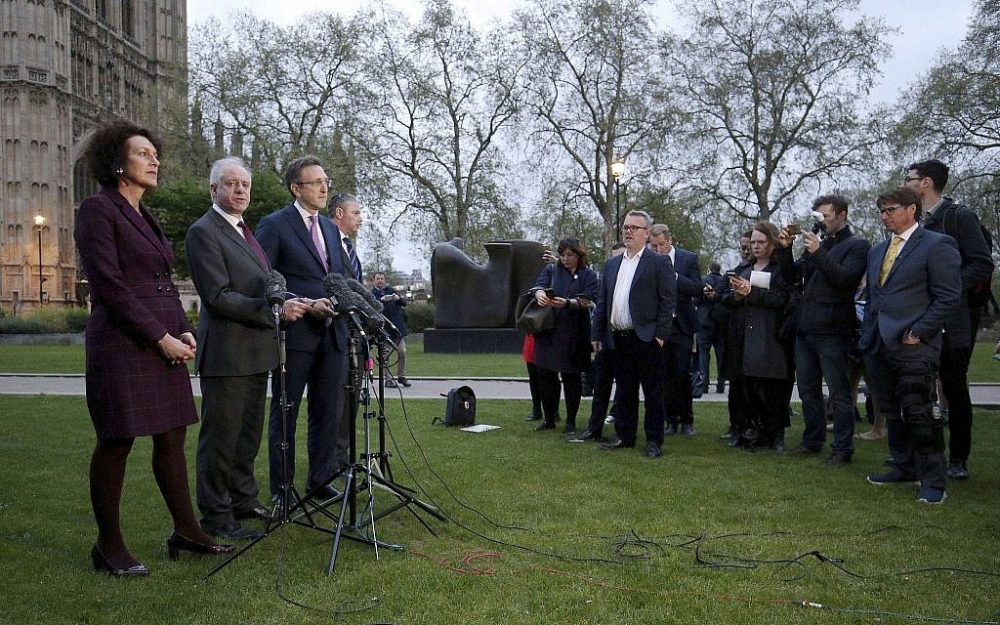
[[309, 215, 329, 272]]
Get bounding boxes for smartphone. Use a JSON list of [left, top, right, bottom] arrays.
[[725, 270, 738, 279], [544, 288, 556, 298], [785, 223, 802, 236]]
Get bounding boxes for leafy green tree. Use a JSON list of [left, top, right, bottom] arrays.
[[145, 168, 291, 277]]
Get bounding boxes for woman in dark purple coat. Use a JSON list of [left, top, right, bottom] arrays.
[[75, 122, 232, 577], [529, 238, 600, 434]]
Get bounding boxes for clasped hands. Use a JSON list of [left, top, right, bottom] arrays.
[[158, 332, 196, 366]]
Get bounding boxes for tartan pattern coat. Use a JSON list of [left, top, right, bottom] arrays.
[[74, 187, 197, 438]]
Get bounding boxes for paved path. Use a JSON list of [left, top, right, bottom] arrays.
[[2, 373, 999, 407]]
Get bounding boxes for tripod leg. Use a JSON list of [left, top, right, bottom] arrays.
[[326, 468, 356, 576]]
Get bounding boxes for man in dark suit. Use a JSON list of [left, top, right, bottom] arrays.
[[330, 192, 364, 282], [860, 187, 961, 505], [649, 224, 702, 436], [777, 195, 870, 466], [372, 271, 410, 387], [904, 159, 994, 480], [592, 210, 677, 458], [697, 262, 728, 395], [185, 157, 313, 539], [256, 156, 350, 504]]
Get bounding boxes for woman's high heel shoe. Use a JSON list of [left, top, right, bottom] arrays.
[[166, 531, 235, 560], [91, 544, 150, 577]]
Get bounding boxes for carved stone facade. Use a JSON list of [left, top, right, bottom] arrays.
[[0, 0, 186, 312]]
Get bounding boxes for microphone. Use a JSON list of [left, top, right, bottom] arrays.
[[347, 278, 384, 313], [265, 270, 287, 316], [325, 272, 393, 340], [323, 272, 367, 335]]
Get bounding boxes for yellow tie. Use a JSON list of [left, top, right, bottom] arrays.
[[879, 236, 903, 286]]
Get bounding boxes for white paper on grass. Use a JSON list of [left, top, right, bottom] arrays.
[[749, 271, 771, 290], [459, 424, 501, 433]]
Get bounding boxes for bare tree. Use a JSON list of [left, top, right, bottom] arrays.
[[899, 0, 1000, 177], [350, 0, 525, 257], [663, 0, 893, 221], [516, 0, 673, 250]]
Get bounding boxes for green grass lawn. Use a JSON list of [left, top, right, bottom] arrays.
[[0, 341, 529, 377], [1, 340, 998, 381], [1, 395, 998, 624]]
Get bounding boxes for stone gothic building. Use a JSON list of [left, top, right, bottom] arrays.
[[0, 0, 186, 312]]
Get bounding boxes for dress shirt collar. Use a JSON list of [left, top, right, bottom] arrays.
[[212, 203, 244, 232]]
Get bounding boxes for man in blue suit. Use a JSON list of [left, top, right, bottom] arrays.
[[592, 210, 677, 458], [256, 155, 351, 505], [649, 224, 702, 436], [860, 187, 961, 505]]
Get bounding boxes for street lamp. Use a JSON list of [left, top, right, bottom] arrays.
[[34, 213, 45, 306], [611, 159, 626, 238]]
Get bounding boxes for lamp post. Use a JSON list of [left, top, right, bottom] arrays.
[[611, 159, 626, 239], [34, 213, 45, 306]]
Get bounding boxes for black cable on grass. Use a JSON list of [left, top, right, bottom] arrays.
[[376, 391, 626, 565]]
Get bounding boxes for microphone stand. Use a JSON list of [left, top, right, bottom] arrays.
[[206, 303, 324, 578], [206, 305, 366, 578]]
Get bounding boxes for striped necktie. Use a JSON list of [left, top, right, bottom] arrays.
[[343, 236, 362, 281], [878, 236, 903, 286]]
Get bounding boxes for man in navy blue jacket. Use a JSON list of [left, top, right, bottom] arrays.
[[777, 195, 870, 466], [592, 211, 677, 458], [649, 224, 703, 437]]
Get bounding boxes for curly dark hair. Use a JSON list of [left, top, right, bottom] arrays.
[[82, 121, 162, 188], [557, 237, 589, 269]]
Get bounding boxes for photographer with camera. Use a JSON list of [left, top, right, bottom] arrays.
[[777, 195, 870, 465]]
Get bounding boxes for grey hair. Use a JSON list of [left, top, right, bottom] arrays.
[[625, 210, 652, 229], [649, 223, 672, 238], [209, 156, 251, 187]]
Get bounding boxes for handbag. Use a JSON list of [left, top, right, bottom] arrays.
[[516, 298, 555, 334]]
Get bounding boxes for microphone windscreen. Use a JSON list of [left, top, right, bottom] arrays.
[[347, 278, 384, 312], [266, 270, 287, 306]]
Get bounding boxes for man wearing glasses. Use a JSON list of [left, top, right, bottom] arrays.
[[592, 210, 677, 458], [860, 187, 960, 505], [256, 156, 350, 508], [903, 160, 994, 480]]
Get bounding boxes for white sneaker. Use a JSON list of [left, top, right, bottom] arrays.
[[604, 415, 616, 425]]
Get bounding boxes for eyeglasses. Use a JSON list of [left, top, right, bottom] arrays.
[[296, 178, 332, 189], [902, 176, 923, 184], [621, 225, 648, 233], [878, 205, 905, 215]]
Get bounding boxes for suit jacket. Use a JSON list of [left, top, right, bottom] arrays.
[[185, 209, 277, 376], [775, 225, 869, 337], [592, 249, 676, 350], [859, 226, 961, 354], [74, 186, 196, 438], [255, 203, 349, 353], [671, 247, 703, 336], [921, 197, 995, 348]]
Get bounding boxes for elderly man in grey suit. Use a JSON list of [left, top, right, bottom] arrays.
[[185, 157, 311, 540], [860, 187, 960, 505]]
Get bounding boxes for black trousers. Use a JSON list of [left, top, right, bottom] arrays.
[[611, 331, 665, 446], [197, 373, 268, 531], [537, 367, 582, 426], [585, 348, 618, 435], [663, 322, 694, 426]]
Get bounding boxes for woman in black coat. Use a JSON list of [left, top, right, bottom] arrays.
[[529, 238, 600, 433], [721, 221, 791, 451], [75, 122, 232, 577]]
